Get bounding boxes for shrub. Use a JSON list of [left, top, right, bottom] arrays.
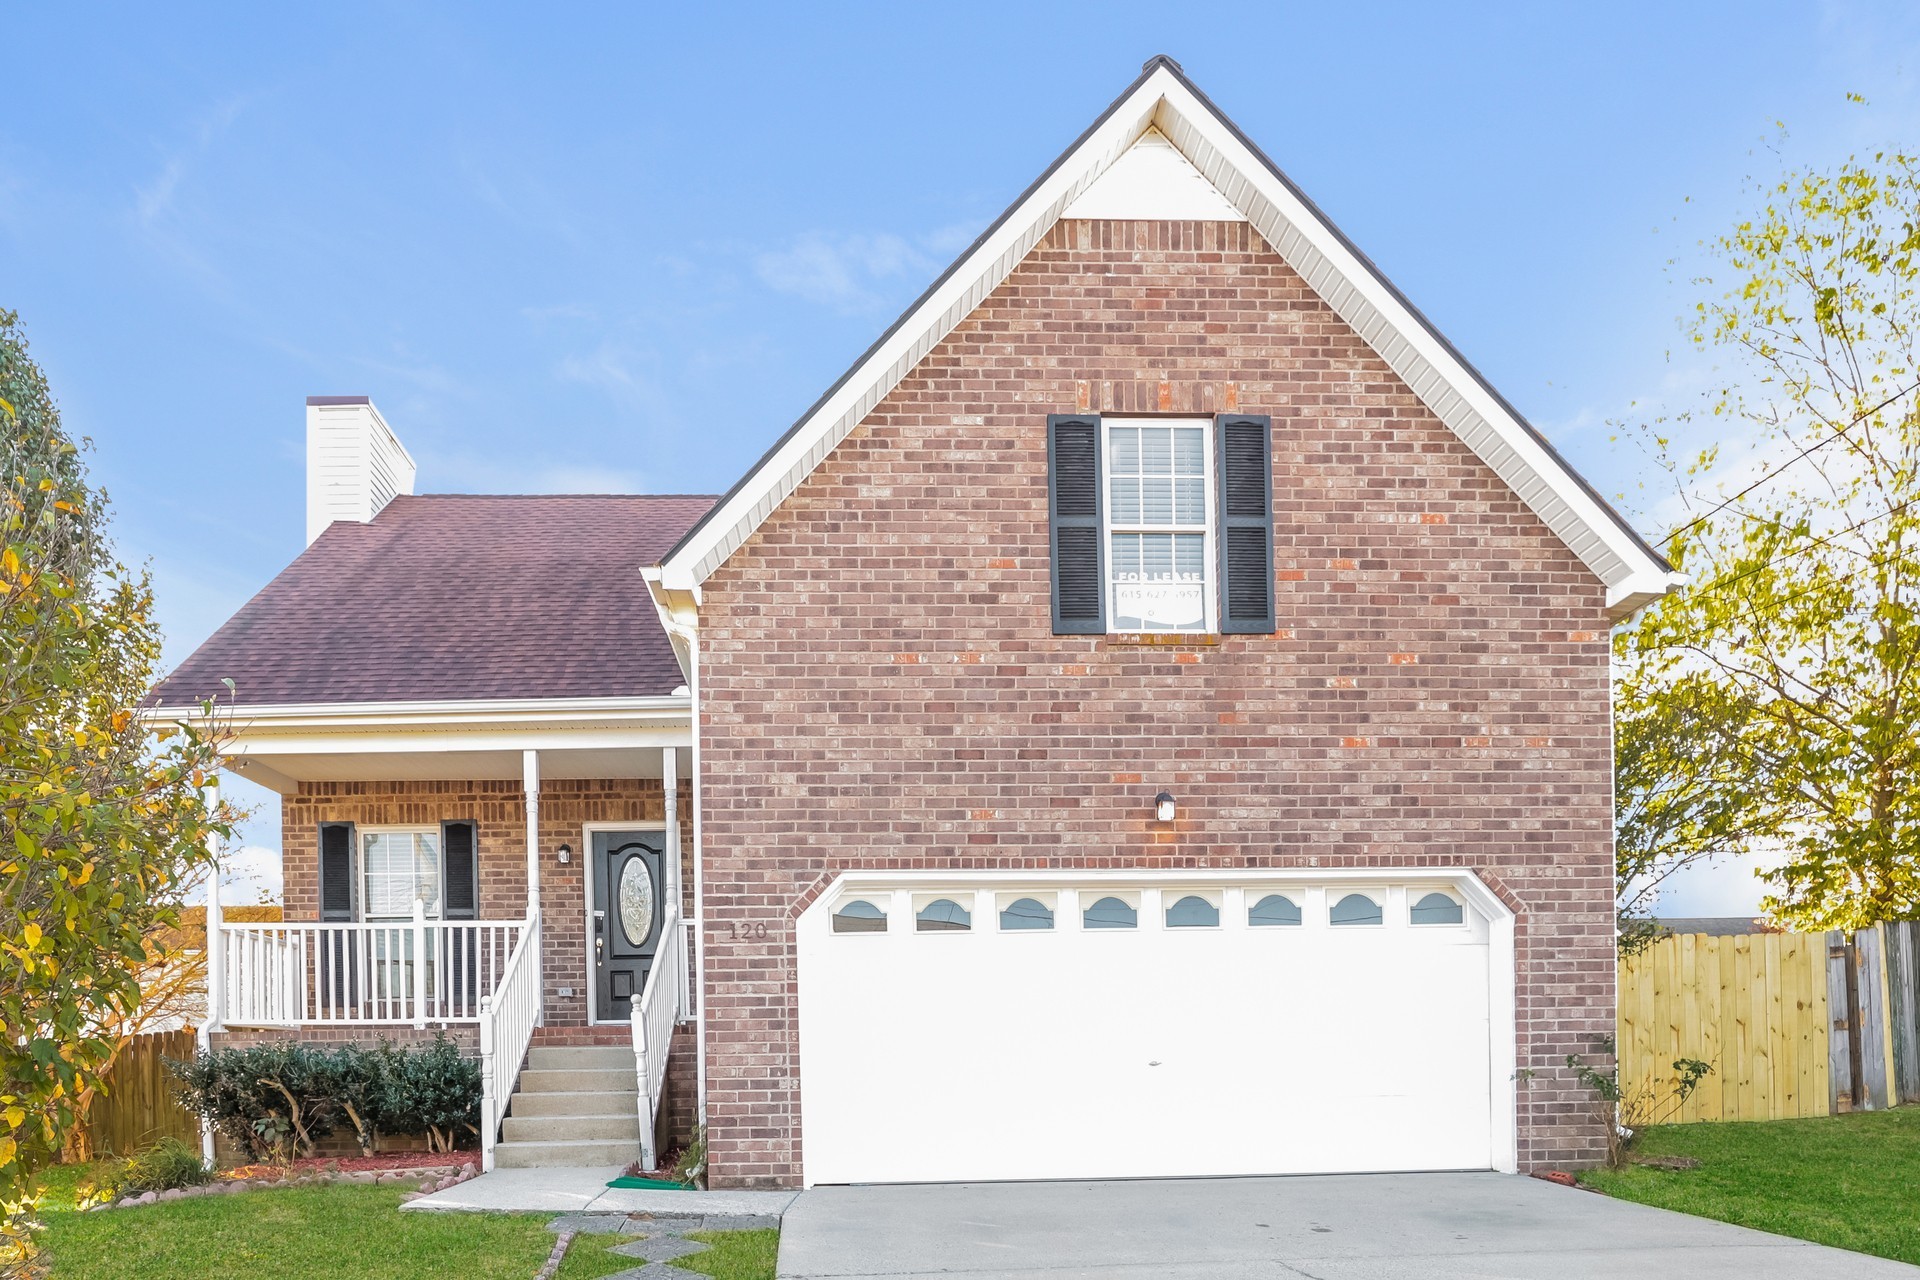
[[168, 1042, 343, 1162], [377, 1035, 480, 1153], [322, 1042, 388, 1155], [119, 1137, 213, 1193], [168, 1036, 481, 1159]]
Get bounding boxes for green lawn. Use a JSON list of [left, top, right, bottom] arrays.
[[675, 1229, 781, 1279], [1579, 1108, 1920, 1266], [555, 1230, 777, 1280], [32, 1166, 776, 1280]]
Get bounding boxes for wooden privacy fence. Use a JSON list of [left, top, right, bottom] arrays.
[[1618, 924, 1917, 1124], [70, 1028, 199, 1159], [1886, 920, 1920, 1106]]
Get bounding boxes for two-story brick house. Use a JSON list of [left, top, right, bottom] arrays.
[[149, 57, 1678, 1188]]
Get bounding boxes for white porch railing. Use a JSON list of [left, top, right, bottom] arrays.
[[631, 908, 687, 1171], [221, 909, 526, 1028], [478, 911, 542, 1173]]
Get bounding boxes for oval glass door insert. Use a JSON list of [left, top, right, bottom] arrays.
[[618, 855, 656, 948]]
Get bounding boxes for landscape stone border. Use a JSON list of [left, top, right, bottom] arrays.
[[98, 1161, 479, 1210]]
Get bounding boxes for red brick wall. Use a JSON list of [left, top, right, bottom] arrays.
[[280, 777, 692, 1028], [696, 219, 1617, 1187]]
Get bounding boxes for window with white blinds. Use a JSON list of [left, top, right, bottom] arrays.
[[1104, 420, 1214, 632], [360, 829, 443, 921]]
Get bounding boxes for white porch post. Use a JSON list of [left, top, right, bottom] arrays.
[[198, 778, 224, 1163], [522, 748, 543, 1026], [522, 749, 542, 911], [411, 897, 429, 1030], [663, 745, 688, 1020]]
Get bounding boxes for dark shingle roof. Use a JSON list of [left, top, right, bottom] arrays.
[[148, 494, 714, 707]]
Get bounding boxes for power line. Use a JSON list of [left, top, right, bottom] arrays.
[[1658, 379, 1920, 549], [1630, 496, 1920, 654]]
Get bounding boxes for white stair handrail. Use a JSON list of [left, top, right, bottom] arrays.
[[478, 910, 542, 1174], [630, 907, 686, 1172]]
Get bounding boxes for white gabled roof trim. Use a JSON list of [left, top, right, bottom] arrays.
[[659, 59, 1678, 619]]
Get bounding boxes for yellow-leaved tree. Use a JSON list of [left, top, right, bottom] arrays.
[[1619, 145, 1920, 931], [0, 309, 232, 1266]]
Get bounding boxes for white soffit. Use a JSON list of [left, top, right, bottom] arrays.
[[1062, 127, 1245, 221], [660, 60, 1677, 617]]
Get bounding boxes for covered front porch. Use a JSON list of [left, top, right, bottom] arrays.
[[184, 696, 697, 1171]]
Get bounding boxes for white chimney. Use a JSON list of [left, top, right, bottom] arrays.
[[304, 396, 417, 545]]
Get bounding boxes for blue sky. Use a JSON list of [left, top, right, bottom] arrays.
[[7, 2, 1919, 911]]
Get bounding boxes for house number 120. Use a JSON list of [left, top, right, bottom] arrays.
[[729, 921, 770, 941]]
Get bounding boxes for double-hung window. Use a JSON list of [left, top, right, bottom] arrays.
[[361, 828, 443, 921], [1104, 419, 1213, 632], [359, 827, 442, 1002], [1048, 411, 1275, 636]]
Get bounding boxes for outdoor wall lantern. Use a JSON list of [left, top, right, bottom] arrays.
[[557, 843, 573, 864], [1154, 792, 1177, 824]]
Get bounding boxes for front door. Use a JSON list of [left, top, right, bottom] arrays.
[[592, 830, 666, 1021]]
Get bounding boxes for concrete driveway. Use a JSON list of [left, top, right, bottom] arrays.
[[777, 1173, 1916, 1278]]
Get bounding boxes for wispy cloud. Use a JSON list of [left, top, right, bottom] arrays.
[[753, 223, 978, 312], [421, 445, 650, 496], [126, 95, 254, 307], [132, 95, 249, 229]]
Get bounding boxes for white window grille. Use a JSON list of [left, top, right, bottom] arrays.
[[1103, 420, 1214, 632]]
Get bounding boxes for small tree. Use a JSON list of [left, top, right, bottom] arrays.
[[1620, 144, 1920, 930], [1565, 1038, 1713, 1168], [0, 310, 232, 1253]]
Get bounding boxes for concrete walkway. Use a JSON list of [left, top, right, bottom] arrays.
[[400, 1164, 799, 1218], [777, 1172, 1919, 1279]]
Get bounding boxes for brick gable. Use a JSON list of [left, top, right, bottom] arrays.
[[697, 219, 1615, 1186]]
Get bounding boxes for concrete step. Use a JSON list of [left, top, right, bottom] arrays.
[[510, 1088, 639, 1118], [492, 1136, 641, 1169], [500, 1112, 641, 1144], [514, 1067, 634, 1094], [525, 1045, 632, 1072], [529, 1025, 633, 1047]]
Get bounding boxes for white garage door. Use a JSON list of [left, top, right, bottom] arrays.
[[798, 878, 1504, 1185]]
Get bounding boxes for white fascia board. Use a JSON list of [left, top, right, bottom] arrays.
[[142, 694, 691, 734], [222, 723, 691, 757], [658, 61, 1674, 618]]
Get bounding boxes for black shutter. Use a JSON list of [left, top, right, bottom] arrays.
[[1215, 414, 1277, 634], [318, 821, 357, 921], [441, 820, 479, 921], [1048, 414, 1105, 634], [317, 821, 359, 1013]]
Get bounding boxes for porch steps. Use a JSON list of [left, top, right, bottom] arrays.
[[494, 1044, 642, 1170], [528, 1025, 632, 1046]]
